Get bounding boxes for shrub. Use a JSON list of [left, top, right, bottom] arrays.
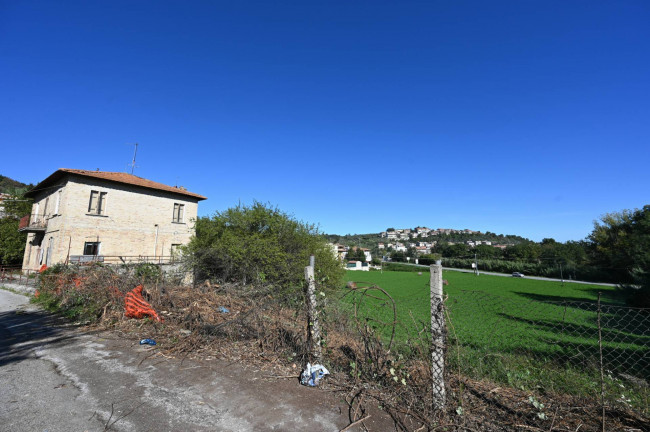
[[134, 262, 162, 283], [186, 202, 344, 291]]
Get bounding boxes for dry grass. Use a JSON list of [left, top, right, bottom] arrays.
[[34, 265, 650, 432]]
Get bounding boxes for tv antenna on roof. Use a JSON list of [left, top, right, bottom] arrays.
[[127, 143, 139, 174]]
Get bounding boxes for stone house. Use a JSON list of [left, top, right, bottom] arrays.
[[19, 169, 206, 271]]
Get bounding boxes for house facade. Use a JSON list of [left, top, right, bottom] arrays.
[[19, 169, 206, 271]]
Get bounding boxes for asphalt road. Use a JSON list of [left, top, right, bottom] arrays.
[[396, 263, 617, 287], [0, 289, 379, 432]]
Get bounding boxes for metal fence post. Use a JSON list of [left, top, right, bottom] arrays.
[[305, 257, 322, 363], [597, 292, 606, 432], [430, 261, 446, 410]]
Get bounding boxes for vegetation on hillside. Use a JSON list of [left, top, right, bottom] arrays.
[[588, 206, 650, 307], [327, 205, 650, 306], [0, 175, 32, 265], [0, 174, 31, 194]]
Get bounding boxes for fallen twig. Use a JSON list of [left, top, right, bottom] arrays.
[[340, 415, 371, 432]]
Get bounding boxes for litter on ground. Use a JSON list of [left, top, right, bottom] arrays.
[[300, 363, 330, 387]]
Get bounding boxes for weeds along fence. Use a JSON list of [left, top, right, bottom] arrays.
[[444, 290, 650, 431], [31, 262, 650, 431], [337, 265, 650, 431]]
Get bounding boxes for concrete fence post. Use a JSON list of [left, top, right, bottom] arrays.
[[305, 259, 322, 363], [430, 262, 446, 410]]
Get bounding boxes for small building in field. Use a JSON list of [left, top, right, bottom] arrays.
[[19, 169, 206, 271], [346, 260, 369, 271]]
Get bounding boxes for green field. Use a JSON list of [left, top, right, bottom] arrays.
[[339, 269, 650, 413]]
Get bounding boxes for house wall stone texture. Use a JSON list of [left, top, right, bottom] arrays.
[[22, 174, 203, 271]]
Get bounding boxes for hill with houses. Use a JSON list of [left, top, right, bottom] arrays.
[[325, 227, 529, 259]]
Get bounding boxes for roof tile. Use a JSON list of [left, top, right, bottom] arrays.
[[28, 169, 206, 200]]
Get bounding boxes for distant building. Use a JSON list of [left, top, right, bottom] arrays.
[[333, 244, 348, 261], [0, 193, 10, 218], [346, 260, 369, 271]]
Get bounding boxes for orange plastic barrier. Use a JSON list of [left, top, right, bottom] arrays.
[[124, 285, 162, 322]]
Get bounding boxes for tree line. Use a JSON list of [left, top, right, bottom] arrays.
[[384, 207, 650, 307], [0, 176, 32, 265]]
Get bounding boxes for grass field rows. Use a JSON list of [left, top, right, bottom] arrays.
[[340, 269, 650, 416]]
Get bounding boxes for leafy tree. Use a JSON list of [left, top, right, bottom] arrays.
[[437, 243, 470, 258], [186, 202, 343, 291], [0, 217, 27, 265], [588, 206, 650, 306], [0, 189, 31, 265], [405, 246, 418, 259], [475, 244, 501, 259], [418, 253, 442, 265], [2, 189, 33, 218], [0, 175, 31, 194], [346, 247, 366, 262], [505, 242, 542, 261], [390, 250, 407, 262]]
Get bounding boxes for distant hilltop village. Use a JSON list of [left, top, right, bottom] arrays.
[[326, 226, 526, 264], [376, 227, 506, 255], [380, 227, 479, 240]]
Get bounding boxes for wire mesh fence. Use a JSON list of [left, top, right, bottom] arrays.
[[336, 269, 649, 431], [25, 261, 650, 431], [444, 290, 649, 431]]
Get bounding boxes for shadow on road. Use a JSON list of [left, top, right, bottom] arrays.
[[0, 308, 79, 368]]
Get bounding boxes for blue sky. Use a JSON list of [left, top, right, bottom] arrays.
[[1, 1, 648, 242]]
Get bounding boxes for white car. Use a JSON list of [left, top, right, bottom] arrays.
[[512, 272, 525, 278]]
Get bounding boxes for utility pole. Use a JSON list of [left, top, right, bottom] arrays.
[[474, 253, 479, 276]]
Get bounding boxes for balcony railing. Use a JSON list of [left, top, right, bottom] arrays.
[[67, 255, 181, 265], [18, 213, 49, 232], [0, 266, 38, 286]]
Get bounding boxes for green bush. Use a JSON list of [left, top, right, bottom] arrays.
[[134, 263, 162, 282], [186, 202, 344, 291]]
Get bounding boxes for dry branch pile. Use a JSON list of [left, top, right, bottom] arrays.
[[34, 265, 649, 431]]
